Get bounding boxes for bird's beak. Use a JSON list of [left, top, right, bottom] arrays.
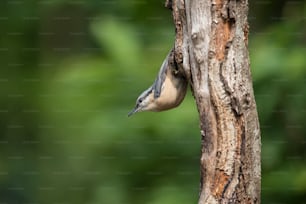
[[128, 106, 140, 117]]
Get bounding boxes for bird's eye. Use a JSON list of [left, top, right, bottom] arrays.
[[138, 98, 143, 103]]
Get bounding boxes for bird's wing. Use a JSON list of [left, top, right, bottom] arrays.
[[153, 49, 173, 98]]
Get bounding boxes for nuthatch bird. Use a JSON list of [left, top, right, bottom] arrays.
[[128, 48, 188, 117]]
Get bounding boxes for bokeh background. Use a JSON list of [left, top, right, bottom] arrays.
[[0, 0, 306, 203]]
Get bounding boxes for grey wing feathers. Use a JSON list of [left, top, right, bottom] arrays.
[[153, 53, 169, 98]]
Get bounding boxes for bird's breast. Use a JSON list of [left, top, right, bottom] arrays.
[[154, 75, 187, 111]]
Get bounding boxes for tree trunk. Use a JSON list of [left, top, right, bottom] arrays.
[[166, 0, 261, 203]]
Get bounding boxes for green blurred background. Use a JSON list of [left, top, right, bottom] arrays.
[[0, 0, 306, 203]]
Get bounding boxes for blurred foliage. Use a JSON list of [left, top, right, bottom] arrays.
[[0, 0, 306, 203]]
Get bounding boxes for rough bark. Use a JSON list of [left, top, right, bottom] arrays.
[[166, 0, 261, 203]]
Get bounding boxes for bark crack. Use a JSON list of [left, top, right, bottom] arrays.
[[212, 169, 230, 199], [219, 60, 245, 116]]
